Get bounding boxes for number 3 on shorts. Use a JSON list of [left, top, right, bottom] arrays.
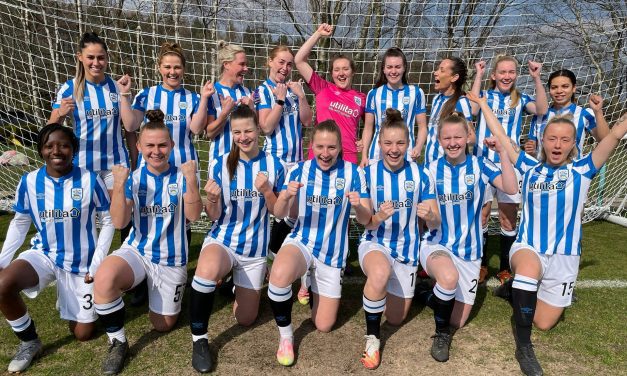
[[173, 284, 185, 303]]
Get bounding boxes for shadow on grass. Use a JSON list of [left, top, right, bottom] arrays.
[[380, 301, 426, 355]]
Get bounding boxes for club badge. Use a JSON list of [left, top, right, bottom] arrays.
[[168, 183, 179, 196], [71, 188, 83, 201], [404, 180, 415, 192], [335, 178, 345, 190], [464, 174, 475, 185]]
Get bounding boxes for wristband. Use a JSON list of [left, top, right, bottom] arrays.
[[120, 92, 132, 97], [275, 99, 285, 106]]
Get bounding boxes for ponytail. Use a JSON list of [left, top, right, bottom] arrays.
[[440, 57, 467, 119]]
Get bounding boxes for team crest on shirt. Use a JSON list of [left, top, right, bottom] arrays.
[[179, 102, 187, 109], [167, 183, 179, 196], [558, 170, 569, 181], [404, 180, 415, 192], [354, 96, 362, 106], [464, 174, 475, 185], [71, 188, 83, 201], [335, 178, 345, 190], [109, 93, 118, 103], [403, 97, 410, 105]]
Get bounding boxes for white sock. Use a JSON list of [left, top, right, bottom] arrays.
[[278, 324, 293, 339]]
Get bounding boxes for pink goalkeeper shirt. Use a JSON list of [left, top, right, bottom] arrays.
[[306, 71, 366, 163]]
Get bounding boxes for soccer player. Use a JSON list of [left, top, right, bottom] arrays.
[[255, 45, 314, 305], [421, 112, 518, 362], [205, 41, 254, 162], [93, 110, 202, 375], [0, 123, 114, 373], [470, 90, 627, 376], [267, 120, 371, 366], [470, 57, 548, 284], [358, 109, 440, 369], [360, 47, 427, 167], [524, 69, 609, 157], [424, 57, 473, 164], [294, 23, 366, 164], [189, 105, 284, 373], [48, 32, 136, 191]]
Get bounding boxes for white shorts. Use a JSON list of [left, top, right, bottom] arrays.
[[17, 250, 96, 323], [98, 170, 114, 191], [510, 243, 580, 307], [484, 164, 522, 204], [112, 246, 187, 315], [283, 239, 343, 299], [357, 241, 419, 299], [201, 238, 267, 291], [420, 243, 481, 305]]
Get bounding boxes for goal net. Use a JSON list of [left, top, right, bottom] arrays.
[[0, 0, 625, 233]]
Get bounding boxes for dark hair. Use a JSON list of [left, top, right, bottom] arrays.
[[548, 69, 577, 103], [158, 42, 186, 67], [329, 54, 356, 75], [139, 109, 171, 138], [374, 47, 408, 88], [37, 123, 78, 158], [437, 112, 471, 155], [439, 57, 468, 119], [74, 32, 108, 102], [379, 108, 409, 141], [311, 119, 343, 159], [227, 105, 259, 180]]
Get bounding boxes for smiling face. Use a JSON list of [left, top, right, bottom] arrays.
[[269, 50, 294, 83], [491, 59, 517, 93], [383, 56, 405, 88], [159, 54, 184, 90], [78, 43, 108, 83], [137, 128, 173, 173], [312, 130, 341, 170], [549, 76, 576, 108], [231, 117, 260, 159], [433, 59, 458, 95], [541, 120, 576, 166], [41, 130, 75, 178], [331, 58, 354, 90], [379, 126, 408, 171], [223, 52, 248, 85], [439, 120, 468, 164]]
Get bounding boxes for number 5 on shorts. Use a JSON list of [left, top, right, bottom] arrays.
[[173, 284, 185, 303]]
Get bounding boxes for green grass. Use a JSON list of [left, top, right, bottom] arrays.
[[0, 218, 625, 374]]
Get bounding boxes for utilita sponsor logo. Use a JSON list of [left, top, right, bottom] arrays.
[[329, 101, 359, 118]]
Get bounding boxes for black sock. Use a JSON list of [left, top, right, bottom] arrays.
[[512, 288, 537, 346], [186, 228, 192, 247], [15, 320, 38, 342], [500, 232, 517, 271], [120, 222, 132, 244], [268, 219, 293, 254], [268, 283, 294, 328], [365, 311, 382, 338], [97, 302, 126, 334], [481, 231, 489, 267], [432, 295, 454, 333], [189, 287, 216, 336]]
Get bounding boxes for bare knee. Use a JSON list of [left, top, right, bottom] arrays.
[[366, 267, 391, 292], [235, 313, 257, 327], [436, 272, 458, 291], [385, 313, 405, 326], [534, 319, 556, 332], [70, 323, 94, 342], [314, 320, 334, 333], [151, 315, 178, 332]]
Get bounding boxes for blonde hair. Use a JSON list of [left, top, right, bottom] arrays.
[[539, 114, 578, 163], [490, 55, 520, 109], [158, 42, 186, 67], [438, 112, 471, 155], [217, 40, 245, 75]]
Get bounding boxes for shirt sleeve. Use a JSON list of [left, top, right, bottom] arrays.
[[255, 85, 273, 111], [522, 93, 535, 114], [306, 71, 329, 95], [415, 86, 427, 114], [353, 167, 369, 198], [572, 153, 598, 180], [457, 97, 473, 120], [131, 87, 148, 112], [124, 174, 134, 200], [515, 151, 539, 174], [481, 158, 503, 184], [209, 157, 222, 187], [583, 107, 597, 131], [281, 163, 303, 192], [13, 175, 30, 214], [365, 89, 376, 114], [93, 174, 111, 211], [528, 115, 540, 141], [0, 212, 32, 269], [420, 167, 436, 200], [52, 80, 73, 109], [208, 93, 218, 117], [274, 160, 286, 193]]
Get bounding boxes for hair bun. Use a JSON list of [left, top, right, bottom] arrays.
[[216, 40, 229, 50], [145, 109, 165, 123], [385, 108, 403, 122]]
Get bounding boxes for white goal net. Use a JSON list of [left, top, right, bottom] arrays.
[[0, 0, 625, 232]]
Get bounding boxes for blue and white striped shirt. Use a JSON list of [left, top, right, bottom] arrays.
[[255, 79, 303, 164], [426, 155, 502, 261], [284, 159, 368, 268], [365, 84, 427, 160], [125, 165, 189, 266], [132, 84, 201, 166], [208, 83, 252, 161], [361, 160, 435, 265], [515, 152, 597, 256], [53, 77, 129, 171], [14, 166, 110, 275], [425, 94, 473, 164], [528, 103, 596, 158], [474, 89, 534, 162], [207, 152, 285, 258]]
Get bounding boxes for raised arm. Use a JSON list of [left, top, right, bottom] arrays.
[[109, 165, 134, 229], [205, 94, 236, 139], [181, 161, 203, 222], [589, 94, 610, 142], [294, 24, 333, 83], [466, 91, 520, 163], [592, 113, 627, 169], [526, 61, 548, 116], [117, 75, 140, 132], [484, 136, 519, 195], [255, 172, 279, 215], [189, 81, 215, 135], [470, 60, 486, 116], [274, 181, 302, 219]]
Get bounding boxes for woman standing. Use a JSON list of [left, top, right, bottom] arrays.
[[294, 24, 366, 164]]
